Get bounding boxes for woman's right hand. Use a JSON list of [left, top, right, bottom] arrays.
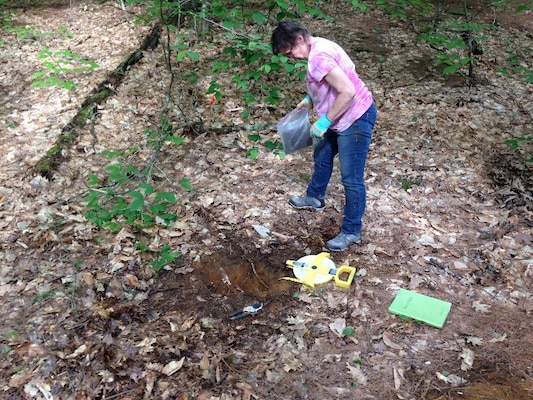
[[296, 94, 312, 110]]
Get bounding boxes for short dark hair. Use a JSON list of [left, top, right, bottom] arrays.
[[271, 21, 309, 55]]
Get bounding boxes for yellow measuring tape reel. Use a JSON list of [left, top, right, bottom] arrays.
[[283, 252, 356, 289]]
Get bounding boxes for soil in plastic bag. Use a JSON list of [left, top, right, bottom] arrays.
[[276, 108, 312, 154]]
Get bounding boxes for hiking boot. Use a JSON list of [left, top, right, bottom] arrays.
[[289, 195, 325, 211], [326, 232, 361, 252]]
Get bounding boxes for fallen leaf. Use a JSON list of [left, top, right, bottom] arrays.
[[236, 382, 254, 400], [517, 296, 533, 312], [123, 273, 140, 287], [452, 261, 469, 270], [215, 363, 222, 383], [393, 366, 405, 390], [346, 362, 367, 386], [383, 331, 403, 350], [418, 233, 443, 248], [283, 359, 302, 372], [408, 275, 425, 290], [199, 352, 210, 370], [8, 369, 32, 388], [436, 372, 468, 387], [460, 348, 475, 371], [180, 317, 196, 331], [135, 338, 156, 354], [79, 272, 94, 286], [16, 342, 45, 357], [329, 318, 346, 338], [175, 266, 194, 274], [466, 336, 483, 346], [25, 382, 53, 400], [472, 301, 491, 313], [488, 333, 507, 343], [161, 357, 185, 376], [65, 344, 87, 359]]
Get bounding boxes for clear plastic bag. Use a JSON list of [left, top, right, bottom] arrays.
[[276, 107, 312, 154]]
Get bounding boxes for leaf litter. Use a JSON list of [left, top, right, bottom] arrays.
[[0, 1, 532, 400]]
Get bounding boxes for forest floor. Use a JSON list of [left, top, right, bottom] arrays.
[[0, 1, 532, 399]]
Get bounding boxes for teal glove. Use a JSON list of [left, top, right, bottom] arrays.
[[310, 114, 332, 139], [297, 95, 312, 110]]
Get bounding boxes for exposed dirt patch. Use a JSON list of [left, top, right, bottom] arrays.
[[191, 240, 295, 298]]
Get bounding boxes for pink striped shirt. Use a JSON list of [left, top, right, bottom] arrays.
[[306, 37, 373, 131]]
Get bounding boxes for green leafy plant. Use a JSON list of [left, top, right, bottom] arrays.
[[33, 291, 56, 304], [419, 21, 489, 77], [298, 172, 311, 183], [378, 0, 493, 80], [400, 177, 420, 190], [0, 0, 9, 33], [375, 0, 532, 84], [85, 167, 183, 273], [505, 136, 533, 163], [84, 117, 188, 274], [264, 139, 284, 157], [31, 48, 98, 90], [244, 132, 284, 159], [1, 331, 14, 353], [133, 0, 329, 119], [85, 172, 179, 231], [496, 50, 533, 84], [377, 0, 432, 20], [246, 147, 259, 160], [342, 327, 356, 337], [516, 3, 533, 12], [150, 244, 181, 274]]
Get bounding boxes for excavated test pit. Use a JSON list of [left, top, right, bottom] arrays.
[[192, 247, 296, 298]]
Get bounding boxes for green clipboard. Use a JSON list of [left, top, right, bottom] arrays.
[[388, 288, 452, 328]]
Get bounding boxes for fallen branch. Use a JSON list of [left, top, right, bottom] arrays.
[[33, 22, 162, 179]]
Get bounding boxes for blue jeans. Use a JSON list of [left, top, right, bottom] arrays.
[[306, 102, 377, 235]]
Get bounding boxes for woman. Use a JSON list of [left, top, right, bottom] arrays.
[[271, 21, 377, 252]]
